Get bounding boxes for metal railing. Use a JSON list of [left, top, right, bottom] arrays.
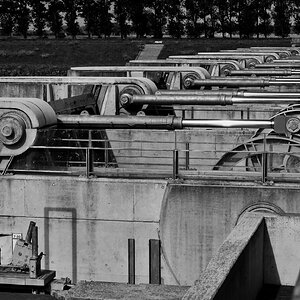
[[3, 128, 300, 183]]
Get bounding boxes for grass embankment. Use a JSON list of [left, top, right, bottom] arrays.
[[0, 37, 293, 76], [0, 39, 143, 76]]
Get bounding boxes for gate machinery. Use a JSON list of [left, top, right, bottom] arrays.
[[223, 48, 293, 59], [67, 66, 210, 90], [216, 50, 281, 61], [2, 91, 300, 176], [170, 54, 265, 65], [128, 59, 243, 76], [250, 46, 300, 55], [0, 76, 159, 116]]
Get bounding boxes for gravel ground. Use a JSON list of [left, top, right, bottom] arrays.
[[55, 281, 190, 300]]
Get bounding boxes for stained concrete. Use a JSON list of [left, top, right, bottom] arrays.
[[1, 176, 300, 287]]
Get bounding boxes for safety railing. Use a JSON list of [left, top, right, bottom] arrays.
[[4, 129, 300, 183]]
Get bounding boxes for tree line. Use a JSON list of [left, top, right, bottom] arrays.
[[1, 0, 300, 39]]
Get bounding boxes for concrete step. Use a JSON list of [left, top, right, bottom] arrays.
[[137, 44, 164, 60]]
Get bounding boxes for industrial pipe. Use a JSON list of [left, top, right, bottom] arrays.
[[255, 64, 300, 69], [229, 69, 300, 76], [122, 94, 300, 106], [56, 115, 274, 130], [156, 90, 300, 98], [186, 78, 300, 88], [185, 78, 270, 88]]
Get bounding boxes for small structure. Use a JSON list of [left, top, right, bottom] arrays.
[[0, 221, 55, 293]]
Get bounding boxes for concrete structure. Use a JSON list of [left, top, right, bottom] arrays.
[[136, 43, 164, 60], [2, 175, 300, 288], [183, 212, 300, 299]]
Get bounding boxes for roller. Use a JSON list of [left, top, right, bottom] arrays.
[[0, 97, 56, 156]]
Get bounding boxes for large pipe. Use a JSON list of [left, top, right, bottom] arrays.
[[229, 69, 300, 76], [124, 94, 300, 106], [186, 78, 270, 88], [187, 78, 300, 88], [57, 115, 274, 130], [273, 60, 300, 64], [255, 64, 300, 69], [182, 119, 273, 128], [156, 90, 300, 98], [57, 115, 183, 130]]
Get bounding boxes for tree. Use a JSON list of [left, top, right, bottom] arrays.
[[63, 0, 80, 39], [114, 0, 130, 39], [127, 0, 150, 38], [165, 0, 185, 38], [47, 0, 64, 38], [0, 0, 17, 36], [238, 0, 256, 38], [216, 0, 229, 37], [185, 0, 203, 38], [146, 0, 167, 38], [257, 0, 273, 37], [30, 0, 48, 38], [93, 0, 113, 38], [79, 0, 97, 38], [273, 0, 291, 37], [15, 0, 31, 38]]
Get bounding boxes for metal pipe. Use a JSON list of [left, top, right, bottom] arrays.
[[56, 115, 274, 130], [187, 78, 270, 88], [229, 70, 300, 76], [125, 94, 234, 105], [57, 115, 183, 130], [125, 94, 300, 106], [156, 90, 300, 98], [255, 64, 300, 69], [189, 78, 300, 88], [273, 60, 300, 64], [182, 119, 273, 128]]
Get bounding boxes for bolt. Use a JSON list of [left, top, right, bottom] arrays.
[[1, 125, 13, 137], [120, 94, 131, 106]]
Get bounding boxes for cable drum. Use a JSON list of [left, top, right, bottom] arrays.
[[220, 63, 238, 76], [0, 98, 57, 156], [0, 112, 26, 145], [119, 85, 146, 115]]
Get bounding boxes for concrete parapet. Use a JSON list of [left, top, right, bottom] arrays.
[[182, 213, 265, 300], [183, 213, 300, 300]]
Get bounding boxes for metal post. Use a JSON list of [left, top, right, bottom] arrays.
[[262, 134, 268, 183], [32, 226, 38, 258], [104, 140, 109, 168], [86, 130, 94, 177], [128, 239, 135, 284], [149, 239, 161, 284], [173, 149, 179, 179], [25, 221, 36, 244], [185, 143, 190, 170], [29, 225, 39, 279]]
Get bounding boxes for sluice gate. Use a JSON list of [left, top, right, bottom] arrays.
[[1, 45, 300, 299]]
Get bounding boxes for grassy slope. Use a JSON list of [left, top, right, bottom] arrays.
[[0, 38, 292, 75], [0, 39, 143, 75], [158, 38, 292, 58]]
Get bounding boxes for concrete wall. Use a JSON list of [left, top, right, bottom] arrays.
[[183, 213, 300, 300], [159, 182, 300, 285], [107, 128, 254, 172], [0, 175, 167, 284], [264, 215, 300, 286], [182, 214, 265, 300], [1, 176, 300, 287]]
